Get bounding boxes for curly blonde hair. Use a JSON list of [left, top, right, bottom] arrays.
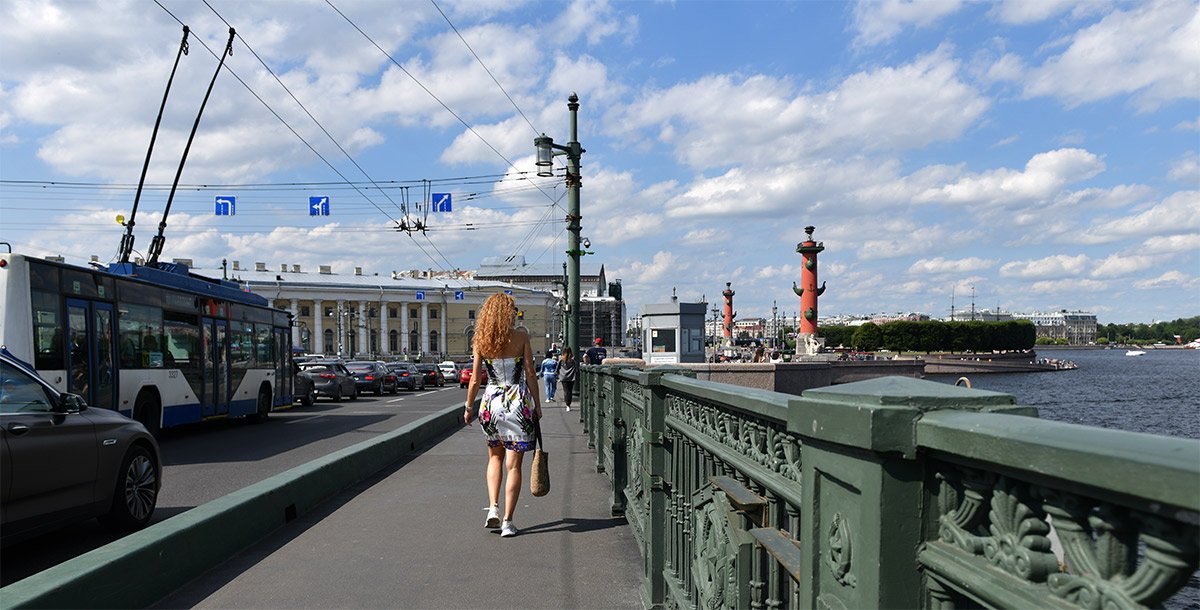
[[474, 292, 516, 357]]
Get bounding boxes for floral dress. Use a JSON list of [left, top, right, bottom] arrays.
[[478, 356, 536, 452]]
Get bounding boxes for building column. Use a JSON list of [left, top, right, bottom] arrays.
[[439, 301, 447, 357], [421, 302, 429, 358], [379, 299, 389, 357], [289, 299, 300, 349], [400, 302, 409, 356], [312, 299, 324, 354], [357, 301, 367, 357], [337, 300, 348, 356]]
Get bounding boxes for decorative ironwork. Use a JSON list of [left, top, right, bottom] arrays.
[[692, 487, 746, 610], [827, 512, 856, 587]]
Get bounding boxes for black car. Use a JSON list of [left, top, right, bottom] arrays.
[[1, 349, 161, 544], [347, 361, 397, 396], [293, 361, 317, 406], [416, 363, 445, 387], [298, 360, 358, 402], [386, 362, 426, 391]]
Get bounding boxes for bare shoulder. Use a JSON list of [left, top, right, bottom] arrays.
[[512, 327, 530, 340]]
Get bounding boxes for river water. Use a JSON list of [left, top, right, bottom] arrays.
[[929, 347, 1200, 609]]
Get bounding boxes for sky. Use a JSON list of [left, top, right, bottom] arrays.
[[1, 0, 1197, 325]]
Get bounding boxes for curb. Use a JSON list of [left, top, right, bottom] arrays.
[[1, 404, 465, 609]]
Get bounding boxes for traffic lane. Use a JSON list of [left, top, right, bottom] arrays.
[[0, 387, 465, 587]]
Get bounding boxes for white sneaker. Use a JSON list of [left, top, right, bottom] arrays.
[[484, 505, 500, 529], [500, 520, 518, 537], [565, 405, 571, 411]]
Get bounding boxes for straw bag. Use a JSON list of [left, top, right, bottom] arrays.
[[530, 418, 550, 497]]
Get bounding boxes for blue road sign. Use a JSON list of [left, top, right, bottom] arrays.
[[503, 289, 513, 295], [415, 291, 425, 300], [431, 193, 452, 212], [454, 290, 465, 300], [309, 196, 330, 216], [215, 196, 236, 216]]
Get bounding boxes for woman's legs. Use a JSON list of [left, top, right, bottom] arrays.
[[561, 380, 574, 407], [503, 449, 525, 520], [486, 444, 505, 507], [545, 375, 556, 400]]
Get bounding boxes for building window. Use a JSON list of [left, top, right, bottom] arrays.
[[467, 328, 475, 352], [299, 305, 311, 317], [370, 330, 378, 353], [323, 329, 334, 354], [430, 308, 438, 320], [324, 306, 334, 317], [469, 309, 475, 320], [410, 307, 418, 319], [389, 330, 398, 352], [409, 330, 419, 352], [389, 307, 398, 319], [368, 307, 378, 319], [429, 330, 439, 352]]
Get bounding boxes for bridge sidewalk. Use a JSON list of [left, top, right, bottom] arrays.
[[154, 403, 643, 609]]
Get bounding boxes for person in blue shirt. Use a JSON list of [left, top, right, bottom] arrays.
[[539, 352, 558, 401], [584, 337, 607, 365]]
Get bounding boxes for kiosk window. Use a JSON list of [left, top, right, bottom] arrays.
[[651, 329, 676, 353]]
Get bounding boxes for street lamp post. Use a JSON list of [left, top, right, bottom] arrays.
[[772, 300, 778, 349], [535, 93, 586, 359]]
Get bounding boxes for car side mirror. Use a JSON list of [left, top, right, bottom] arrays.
[[59, 393, 88, 413]]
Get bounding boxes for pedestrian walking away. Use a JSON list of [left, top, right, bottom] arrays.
[[557, 347, 578, 411], [539, 352, 558, 401], [583, 337, 607, 365], [463, 292, 543, 538]]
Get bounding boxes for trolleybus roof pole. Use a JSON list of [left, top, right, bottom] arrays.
[[119, 25, 189, 264], [146, 27, 235, 266]]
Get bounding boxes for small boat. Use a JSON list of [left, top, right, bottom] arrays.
[[1125, 350, 1147, 356]]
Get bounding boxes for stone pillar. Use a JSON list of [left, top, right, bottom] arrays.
[[379, 299, 389, 357], [337, 300, 347, 356], [289, 299, 300, 349], [722, 282, 736, 345], [421, 302, 429, 358], [439, 300, 447, 357], [357, 301, 367, 357], [792, 225, 827, 356], [400, 302, 409, 356], [312, 299, 324, 354]]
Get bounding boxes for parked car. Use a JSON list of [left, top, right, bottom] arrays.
[[0, 349, 161, 544], [438, 360, 458, 379], [459, 365, 487, 388], [298, 360, 358, 401], [416, 363, 445, 387], [387, 362, 426, 391], [346, 361, 397, 396], [293, 360, 317, 406]]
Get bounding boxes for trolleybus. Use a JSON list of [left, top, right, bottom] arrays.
[[0, 252, 293, 434]]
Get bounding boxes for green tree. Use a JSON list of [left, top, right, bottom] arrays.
[[852, 323, 882, 351]]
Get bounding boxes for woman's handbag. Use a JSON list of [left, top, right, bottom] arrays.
[[530, 418, 550, 497]]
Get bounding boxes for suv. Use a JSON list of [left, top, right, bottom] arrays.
[[298, 360, 358, 401], [387, 362, 426, 391], [1, 349, 161, 544]]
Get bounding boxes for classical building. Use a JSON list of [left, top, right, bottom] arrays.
[[1013, 310, 1098, 345], [224, 261, 559, 362]]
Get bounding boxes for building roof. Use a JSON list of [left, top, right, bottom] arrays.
[[476, 255, 604, 279], [204, 266, 553, 296]]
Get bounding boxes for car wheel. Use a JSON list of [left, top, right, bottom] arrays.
[[331, 386, 342, 402], [389, 383, 398, 395], [98, 445, 159, 531], [133, 391, 161, 438], [350, 386, 358, 401], [300, 390, 314, 407], [250, 386, 271, 423], [376, 383, 384, 396]]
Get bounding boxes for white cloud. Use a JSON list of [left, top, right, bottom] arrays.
[[1089, 253, 1161, 278], [916, 148, 1105, 206], [682, 228, 718, 243], [1176, 117, 1200, 132], [989, 0, 1108, 24], [1002, 1, 1200, 110], [1029, 278, 1108, 293], [1000, 254, 1091, 279], [1074, 190, 1200, 244], [852, 0, 964, 46], [907, 257, 995, 274], [1141, 233, 1200, 254], [1168, 153, 1199, 183], [1133, 270, 1196, 289], [616, 250, 679, 284]]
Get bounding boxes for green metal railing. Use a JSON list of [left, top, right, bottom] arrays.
[[580, 364, 1200, 610]]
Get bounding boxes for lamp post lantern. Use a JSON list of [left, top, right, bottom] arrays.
[[535, 93, 586, 358], [771, 300, 778, 348]]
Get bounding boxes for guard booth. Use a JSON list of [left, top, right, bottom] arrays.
[[641, 301, 706, 364]]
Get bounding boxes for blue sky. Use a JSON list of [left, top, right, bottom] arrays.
[[1, 0, 1197, 324]]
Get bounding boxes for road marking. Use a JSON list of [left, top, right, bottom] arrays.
[[387, 397, 406, 403]]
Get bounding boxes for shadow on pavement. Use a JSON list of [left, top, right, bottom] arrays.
[[514, 516, 629, 535]]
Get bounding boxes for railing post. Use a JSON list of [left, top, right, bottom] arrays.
[[608, 364, 640, 517], [640, 367, 669, 609], [787, 376, 1028, 609]]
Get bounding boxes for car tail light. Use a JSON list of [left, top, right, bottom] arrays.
[[401, 372, 409, 376], [364, 375, 375, 380], [319, 373, 336, 379]]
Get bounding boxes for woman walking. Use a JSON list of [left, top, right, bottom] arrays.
[[463, 293, 542, 537], [557, 347, 578, 412]]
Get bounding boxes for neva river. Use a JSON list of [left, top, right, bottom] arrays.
[[929, 347, 1200, 609], [929, 347, 1200, 439]]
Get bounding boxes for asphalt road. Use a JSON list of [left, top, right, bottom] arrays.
[[0, 385, 466, 587]]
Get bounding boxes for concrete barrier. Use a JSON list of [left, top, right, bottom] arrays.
[[0, 403, 464, 609]]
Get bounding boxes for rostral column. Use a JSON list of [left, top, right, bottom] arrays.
[[722, 282, 736, 346], [792, 226, 826, 355]]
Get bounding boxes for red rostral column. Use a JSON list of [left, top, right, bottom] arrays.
[[792, 226, 826, 347], [722, 282, 736, 344]]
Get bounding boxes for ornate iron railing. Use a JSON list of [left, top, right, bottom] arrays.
[[580, 364, 1199, 610]]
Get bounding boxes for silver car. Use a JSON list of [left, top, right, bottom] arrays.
[[0, 350, 161, 543]]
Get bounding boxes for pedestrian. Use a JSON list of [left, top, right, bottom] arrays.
[[584, 337, 608, 365], [752, 346, 767, 363], [463, 292, 542, 538], [769, 350, 784, 364], [539, 351, 558, 402], [557, 347, 578, 411]]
